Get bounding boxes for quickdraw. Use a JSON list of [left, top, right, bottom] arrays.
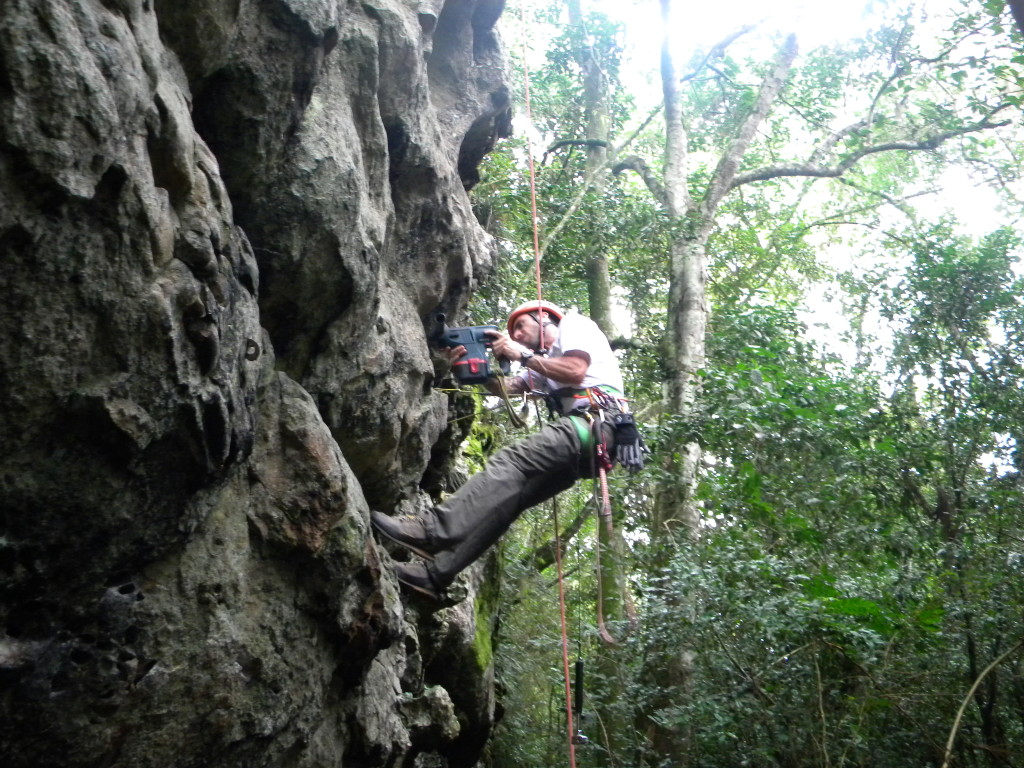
[[567, 384, 622, 413]]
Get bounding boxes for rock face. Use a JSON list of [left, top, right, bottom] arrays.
[[0, 1, 510, 766]]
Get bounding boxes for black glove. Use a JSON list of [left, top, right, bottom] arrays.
[[612, 413, 647, 473]]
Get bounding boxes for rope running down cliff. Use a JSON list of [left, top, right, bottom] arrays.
[[521, 37, 578, 768]]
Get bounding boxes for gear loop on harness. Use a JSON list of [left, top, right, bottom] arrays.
[[553, 400, 637, 647]]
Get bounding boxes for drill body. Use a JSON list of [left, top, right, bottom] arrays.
[[431, 314, 511, 384]]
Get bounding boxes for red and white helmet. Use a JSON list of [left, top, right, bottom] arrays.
[[506, 300, 564, 333]]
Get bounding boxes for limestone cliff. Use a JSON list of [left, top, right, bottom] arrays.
[[0, 1, 511, 765]]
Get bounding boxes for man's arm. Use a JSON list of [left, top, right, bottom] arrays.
[[520, 351, 588, 388], [489, 331, 590, 388], [481, 351, 588, 394]]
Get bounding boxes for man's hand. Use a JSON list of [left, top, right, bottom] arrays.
[[446, 345, 468, 364], [487, 330, 533, 362], [487, 330, 588, 388]]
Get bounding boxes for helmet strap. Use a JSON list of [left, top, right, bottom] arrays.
[[528, 310, 555, 353]]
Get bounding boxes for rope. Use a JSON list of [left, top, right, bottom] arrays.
[[522, 55, 544, 309], [552, 494, 578, 768], [494, 372, 528, 429], [592, 418, 639, 646], [521, 41, 551, 351], [594, 464, 618, 646], [524, 34, 575, 768]]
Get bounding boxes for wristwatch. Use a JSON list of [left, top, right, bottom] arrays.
[[519, 348, 535, 364]]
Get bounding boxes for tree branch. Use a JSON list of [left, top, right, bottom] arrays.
[[703, 34, 799, 215], [941, 637, 1024, 768], [660, 0, 691, 216], [807, 117, 871, 166], [1012, 0, 1024, 37], [537, 164, 605, 258], [865, 18, 913, 129], [534, 100, 657, 256], [729, 109, 1013, 190], [530, 504, 590, 572], [611, 155, 668, 208], [532, 19, 757, 250], [828, 179, 934, 218], [679, 25, 757, 84], [544, 139, 611, 157]]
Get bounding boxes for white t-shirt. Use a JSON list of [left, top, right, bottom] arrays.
[[518, 310, 624, 396]]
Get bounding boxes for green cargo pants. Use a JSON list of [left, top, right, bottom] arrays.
[[425, 415, 612, 588]]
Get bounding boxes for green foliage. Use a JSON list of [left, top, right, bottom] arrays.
[[473, 576, 499, 672], [489, 484, 610, 767], [884, 223, 1022, 358], [469, 2, 1024, 767], [634, 291, 1024, 767]]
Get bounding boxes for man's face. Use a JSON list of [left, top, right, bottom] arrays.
[[510, 313, 548, 350]]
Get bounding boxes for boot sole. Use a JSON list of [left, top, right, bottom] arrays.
[[372, 523, 437, 562], [396, 574, 442, 600]]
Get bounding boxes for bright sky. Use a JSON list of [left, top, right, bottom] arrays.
[[578, 0, 1013, 246], [593, 0, 886, 63]]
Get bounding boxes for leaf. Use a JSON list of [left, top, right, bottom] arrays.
[[915, 606, 945, 632], [825, 597, 882, 618]]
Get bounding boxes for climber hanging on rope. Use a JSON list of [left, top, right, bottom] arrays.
[[371, 300, 644, 600]]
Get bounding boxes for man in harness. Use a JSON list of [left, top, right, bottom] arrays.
[[372, 300, 640, 600]]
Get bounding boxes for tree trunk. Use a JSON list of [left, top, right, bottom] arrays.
[[588, 253, 615, 338], [567, 0, 617, 339], [634, 4, 700, 763], [655, 0, 703, 535], [564, 4, 633, 765], [637, 6, 799, 765]]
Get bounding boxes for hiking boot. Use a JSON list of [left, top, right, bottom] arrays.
[[370, 511, 437, 560], [394, 562, 442, 600]]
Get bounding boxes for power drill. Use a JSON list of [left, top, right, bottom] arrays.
[[430, 313, 511, 385]]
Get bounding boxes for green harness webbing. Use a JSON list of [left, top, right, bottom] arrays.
[[561, 385, 622, 450], [564, 385, 622, 450], [568, 414, 593, 449]]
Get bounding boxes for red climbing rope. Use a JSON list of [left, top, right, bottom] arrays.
[[522, 61, 544, 307], [523, 37, 576, 768], [522, 50, 551, 344]]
